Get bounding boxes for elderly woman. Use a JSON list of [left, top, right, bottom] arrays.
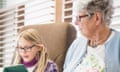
[[63, 0, 120, 72]]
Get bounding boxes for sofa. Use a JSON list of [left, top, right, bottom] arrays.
[[19, 22, 77, 72]]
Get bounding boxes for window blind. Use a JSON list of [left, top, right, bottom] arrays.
[[25, 0, 56, 25], [0, 0, 56, 68], [0, 0, 6, 8], [0, 3, 25, 67], [0, 7, 17, 67], [63, 0, 72, 23], [110, 0, 120, 31]]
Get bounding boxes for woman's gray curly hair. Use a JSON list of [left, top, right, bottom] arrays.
[[73, 0, 113, 25]]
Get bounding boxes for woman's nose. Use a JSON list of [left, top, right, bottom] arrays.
[[74, 19, 82, 29], [75, 19, 79, 25]]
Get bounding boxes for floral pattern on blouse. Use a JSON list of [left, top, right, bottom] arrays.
[[75, 50, 105, 72], [45, 60, 58, 72]]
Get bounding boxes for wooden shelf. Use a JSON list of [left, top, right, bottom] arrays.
[[64, 8, 72, 12], [64, 0, 72, 4], [64, 15, 72, 19], [63, 0, 72, 23]]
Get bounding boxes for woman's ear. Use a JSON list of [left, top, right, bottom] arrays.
[[95, 12, 102, 26]]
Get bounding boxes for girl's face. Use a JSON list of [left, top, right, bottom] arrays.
[[18, 38, 41, 63]]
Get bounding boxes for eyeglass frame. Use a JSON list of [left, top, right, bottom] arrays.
[[76, 13, 94, 22], [17, 44, 36, 52]]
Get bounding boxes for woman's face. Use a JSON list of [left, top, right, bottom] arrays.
[[18, 38, 41, 63], [75, 11, 97, 39]]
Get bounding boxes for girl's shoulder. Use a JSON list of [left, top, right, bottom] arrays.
[[45, 60, 58, 72]]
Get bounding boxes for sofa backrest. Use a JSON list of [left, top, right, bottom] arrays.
[[19, 23, 76, 72]]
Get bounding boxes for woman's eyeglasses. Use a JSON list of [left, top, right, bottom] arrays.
[[76, 13, 94, 22], [17, 44, 36, 52]]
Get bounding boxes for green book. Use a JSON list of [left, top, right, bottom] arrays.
[[3, 64, 28, 72]]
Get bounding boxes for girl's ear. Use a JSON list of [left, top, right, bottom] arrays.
[[36, 44, 44, 51]]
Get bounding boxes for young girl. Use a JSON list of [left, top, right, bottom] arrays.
[[12, 29, 58, 72]]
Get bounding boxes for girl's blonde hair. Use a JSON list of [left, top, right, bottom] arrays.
[[12, 28, 48, 72]]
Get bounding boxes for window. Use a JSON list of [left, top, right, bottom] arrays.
[[0, 0, 56, 67]]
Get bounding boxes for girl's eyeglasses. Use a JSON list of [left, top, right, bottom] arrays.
[[17, 44, 36, 52]]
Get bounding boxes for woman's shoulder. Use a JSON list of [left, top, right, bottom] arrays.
[[45, 60, 58, 72], [112, 29, 120, 38]]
